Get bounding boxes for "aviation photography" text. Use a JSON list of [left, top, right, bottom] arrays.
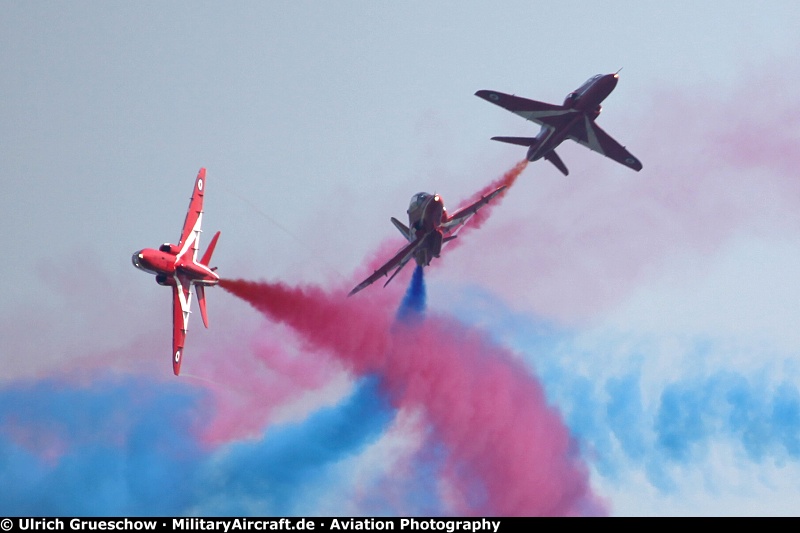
[[8, 519, 503, 533]]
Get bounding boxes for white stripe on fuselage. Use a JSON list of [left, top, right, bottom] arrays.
[[514, 109, 570, 122], [583, 116, 604, 154], [175, 209, 217, 277], [177, 211, 203, 262], [174, 274, 192, 331]]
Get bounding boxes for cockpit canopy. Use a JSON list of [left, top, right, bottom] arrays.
[[563, 92, 579, 106], [131, 250, 146, 270], [565, 74, 603, 105], [567, 74, 603, 100], [409, 192, 431, 211], [578, 74, 603, 91]]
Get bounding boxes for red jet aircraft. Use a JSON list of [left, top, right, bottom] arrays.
[[349, 186, 506, 296], [132, 168, 220, 375], [475, 72, 642, 176]]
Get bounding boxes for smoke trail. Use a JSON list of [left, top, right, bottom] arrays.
[[0, 373, 398, 515], [187, 322, 347, 445], [0, 376, 207, 515], [454, 159, 528, 232], [343, 160, 529, 295], [440, 286, 800, 494], [464, 159, 529, 205], [221, 277, 603, 515], [194, 375, 395, 515], [396, 265, 426, 321], [443, 73, 800, 323]]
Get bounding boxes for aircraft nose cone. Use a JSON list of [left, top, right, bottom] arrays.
[[132, 251, 144, 268], [602, 73, 619, 93]]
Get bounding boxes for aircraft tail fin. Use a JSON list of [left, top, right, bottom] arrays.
[[490, 136, 538, 147], [391, 217, 413, 242], [195, 230, 219, 328], [196, 285, 209, 328], [200, 231, 221, 266], [544, 150, 569, 176]]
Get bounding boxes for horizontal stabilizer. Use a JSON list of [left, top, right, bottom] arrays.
[[391, 217, 412, 242], [490, 136, 538, 147], [196, 284, 209, 328], [544, 150, 569, 176]]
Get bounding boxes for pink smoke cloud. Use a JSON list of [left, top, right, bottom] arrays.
[[436, 71, 800, 323], [188, 325, 346, 445], [187, 161, 532, 437], [3, 265, 345, 447], [221, 277, 604, 515]]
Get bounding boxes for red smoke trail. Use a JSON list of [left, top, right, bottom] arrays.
[[455, 159, 528, 232], [220, 278, 603, 516], [346, 160, 529, 291], [193, 161, 534, 446], [441, 72, 800, 322]]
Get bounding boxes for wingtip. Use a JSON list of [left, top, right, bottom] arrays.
[[485, 185, 507, 200], [173, 348, 183, 376], [348, 284, 365, 297]]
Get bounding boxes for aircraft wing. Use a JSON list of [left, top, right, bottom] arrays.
[[348, 238, 422, 296], [177, 168, 207, 261], [171, 273, 193, 375], [567, 117, 643, 171], [441, 185, 507, 233], [475, 90, 575, 130]]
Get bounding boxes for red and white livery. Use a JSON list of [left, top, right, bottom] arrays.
[[349, 186, 506, 296], [475, 72, 642, 176], [132, 168, 220, 375]]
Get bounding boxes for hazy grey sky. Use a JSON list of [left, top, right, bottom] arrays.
[[3, 1, 800, 516], [3, 1, 796, 298]]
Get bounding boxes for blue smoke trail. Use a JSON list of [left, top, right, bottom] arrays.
[[0, 376, 206, 515], [194, 374, 395, 515], [432, 284, 800, 491], [396, 265, 426, 321], [0, 374, 399, 515]]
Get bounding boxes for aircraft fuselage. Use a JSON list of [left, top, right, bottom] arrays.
[[131, 168, 221, 376], [527, 73, 617, 162], [132, 248, 219, 287], [348, 183, 506, 297], [406, 192, 446, 267]]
